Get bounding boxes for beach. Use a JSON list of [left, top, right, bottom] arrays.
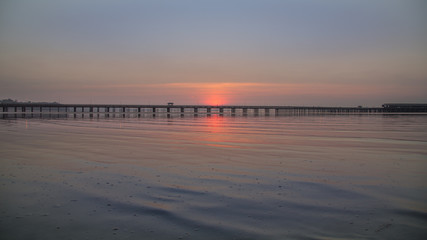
[[1, 114, 427, 239]]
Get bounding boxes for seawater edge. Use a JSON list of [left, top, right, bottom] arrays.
[[1, 114, 427, 240]]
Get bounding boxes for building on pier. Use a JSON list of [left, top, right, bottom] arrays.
[[382, 103, 427, 112]]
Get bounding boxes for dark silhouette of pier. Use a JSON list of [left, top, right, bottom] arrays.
[[1, 103, 426, 118]]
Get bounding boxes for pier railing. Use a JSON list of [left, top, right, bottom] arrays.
[[0, 103, 394, 115], [1, 103, 426, 118]]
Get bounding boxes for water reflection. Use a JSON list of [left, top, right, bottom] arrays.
[[1, 114, 427, 239], [206, 115, 224, 133]]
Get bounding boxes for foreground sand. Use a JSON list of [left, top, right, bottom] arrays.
[[1, 115, 427, 239]]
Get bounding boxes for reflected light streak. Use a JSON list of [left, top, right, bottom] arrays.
[[206, 114, 225, 133], [203, 115, 236, 148]]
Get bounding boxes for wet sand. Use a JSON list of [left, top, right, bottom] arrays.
[[1, 115, 427, 239]]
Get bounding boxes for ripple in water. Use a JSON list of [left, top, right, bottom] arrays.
[[1, 115, 427, 239]]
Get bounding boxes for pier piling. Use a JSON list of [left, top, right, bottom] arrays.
[[2, 103, 425, 118]]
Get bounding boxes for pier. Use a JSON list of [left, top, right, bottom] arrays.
[[2, 103, 425, 118]]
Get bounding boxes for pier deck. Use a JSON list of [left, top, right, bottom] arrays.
[[2, 103, 426, 117], [1, 103, 426, 119]]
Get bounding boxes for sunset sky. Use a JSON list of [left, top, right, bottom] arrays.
[[1, 0, 426, 106]]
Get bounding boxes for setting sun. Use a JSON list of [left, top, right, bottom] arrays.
[[203, 95, 227, 106]]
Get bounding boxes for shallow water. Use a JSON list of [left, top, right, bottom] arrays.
[[1, 114, 427, 239]]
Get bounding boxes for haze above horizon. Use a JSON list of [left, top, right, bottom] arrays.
[[1, 0, 426, 106]]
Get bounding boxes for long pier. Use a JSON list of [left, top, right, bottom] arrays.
[[0, 103, 426, 118]]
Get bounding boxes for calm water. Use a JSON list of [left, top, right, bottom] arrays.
[[1, 114, 427, 239]]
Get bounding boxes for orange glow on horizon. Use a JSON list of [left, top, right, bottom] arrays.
[[203, 95, 227, 106], [169, 82, 265, 105], [74, 82, 415, 106]]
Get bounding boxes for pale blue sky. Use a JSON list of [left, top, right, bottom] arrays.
[[1, 0, 426, 105]]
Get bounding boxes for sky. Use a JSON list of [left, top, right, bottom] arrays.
[[1, 0, 426, 106]]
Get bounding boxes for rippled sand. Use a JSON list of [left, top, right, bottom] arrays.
[[1, 115, 427, 239]]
